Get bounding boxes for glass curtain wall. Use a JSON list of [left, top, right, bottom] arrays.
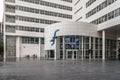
[[59, 36, 116, 60]]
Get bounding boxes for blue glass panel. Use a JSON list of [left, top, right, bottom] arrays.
[[76, 44, 79, 49], [60, 44, 63, 49], [76, 40, 79, 44], [70, 37, 72, 43]]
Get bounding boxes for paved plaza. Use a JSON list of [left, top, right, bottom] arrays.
[[0, 59, 120, 80]]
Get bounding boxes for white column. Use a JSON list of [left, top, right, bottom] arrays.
[[89, 37, 91, 60], [63, 37, 65, 60], [93, 37, 95, 59], [47, 51, 49, 59], [54, 50, 57, 60], [81, 36, 84, 60], [72, 51, 74, 60], [3, 34, 6, 60], [38, 38, 41, 58], [16, 36, 20, 58], [102, 30, 105, 60], [55, 37, 60, 60], [3, 0, 6, 61]]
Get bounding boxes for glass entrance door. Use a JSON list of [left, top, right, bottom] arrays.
[[66, 50, 78, 60], [74, 51, 77, 59], [67, 51, 72, 59]]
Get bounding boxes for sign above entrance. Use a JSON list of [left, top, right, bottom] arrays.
[[50, 29, 60, 46]]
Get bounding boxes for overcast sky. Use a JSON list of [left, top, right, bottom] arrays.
[[0, 0, 3, 22]]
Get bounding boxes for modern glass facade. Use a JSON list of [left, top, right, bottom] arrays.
[[46, 36, 116, 60]]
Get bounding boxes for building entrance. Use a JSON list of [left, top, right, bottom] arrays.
[[47, 50, 54, 59], [66, 50, 78, 60]]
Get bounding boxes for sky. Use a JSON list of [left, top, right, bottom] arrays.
[[0, 0, 3, 22]]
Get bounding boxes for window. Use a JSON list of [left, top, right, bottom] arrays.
[[91, 7, 120, 25], [76, 16, 82, 22], [20, 0, 72, 11], [5, 0, 15, 3], [61, 0, 72, 3], [22, 37, 39, 44], [115, 8, 120, 17], [86, 0, 96, 8], [6, 15, 15, 23], [6, 25, 16, 33], [17, 6, 72, 19], [41, 38, 44, 44], [86, 0, 117, 18], [74, 7, 82, 14], [19, 26, 44, 33], [17, 16, 59, 24], [108, 11, 114, 19], [75, 0, 81, 6]]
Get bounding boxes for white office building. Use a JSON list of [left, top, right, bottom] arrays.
[[3, 0, 120, 60], [4, 0, 73, 59], [72, 0, 120, 60]]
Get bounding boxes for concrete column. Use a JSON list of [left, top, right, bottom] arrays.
[[55, 37, 60, 60], [81, 36, 84, 60], [93, 37, 96, 59], [3, 35, 6, 60], [76, 51, 78, 60], [16, 37, 20, 58], [89, 37, 91, 60], [54, 50, 57, 60], [3, 0, 6, 62], [38, 38, 41, 58], [72, 51, 74, 60], [63, 37, 65, 60], [102, 30, 105, 60]]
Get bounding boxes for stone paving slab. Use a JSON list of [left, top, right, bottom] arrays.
[[0, 59, 120, 80]]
